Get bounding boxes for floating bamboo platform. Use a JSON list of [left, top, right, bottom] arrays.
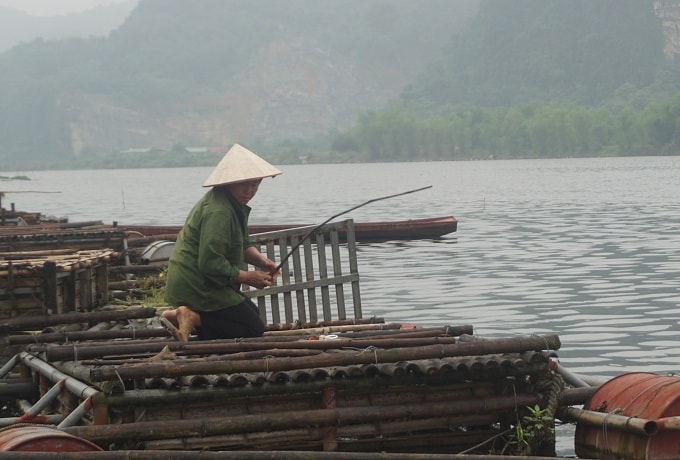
[[1, 312, 567, 456], [0, 219, 581, 456]]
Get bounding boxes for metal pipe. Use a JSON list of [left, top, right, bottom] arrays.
[[18, 352, 99, 400], [550, 360, 589, 388], [16, 378, 65, 421], [59, 395, 94, 428], [0, 353, 18, 378]]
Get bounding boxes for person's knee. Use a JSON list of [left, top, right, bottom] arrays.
[[252, 318, 266, 337]]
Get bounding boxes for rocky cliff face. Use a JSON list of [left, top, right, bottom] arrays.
[[655, 0, 680, 60], [66, 38, 420, 156]]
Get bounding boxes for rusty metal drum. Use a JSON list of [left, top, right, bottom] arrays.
[[0, 425, 102, 452], [575, 372, 680, 460]]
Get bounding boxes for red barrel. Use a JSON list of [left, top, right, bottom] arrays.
[[575, 372, 680, 460], [0, 425, 102, 452]]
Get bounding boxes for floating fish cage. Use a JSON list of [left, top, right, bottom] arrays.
[[0, 249, 119, 319], [0, 220, 566, 456]]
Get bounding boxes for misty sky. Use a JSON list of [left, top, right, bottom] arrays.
[[0, 0, 131, 16]]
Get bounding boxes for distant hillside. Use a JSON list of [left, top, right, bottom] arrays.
[[0, 2, 139, 53], [1, 0, 679, 170], [401, 0, 679, 112], [0, 0, 479, 169]]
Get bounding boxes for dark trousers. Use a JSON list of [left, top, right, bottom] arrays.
[[196, 298, 265, 340]]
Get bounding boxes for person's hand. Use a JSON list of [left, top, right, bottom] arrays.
[[258, 258, 278, 274], [242, 270, 276, 289], [258, 258, 281, 282]]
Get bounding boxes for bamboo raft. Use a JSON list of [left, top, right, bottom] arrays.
[[0, 220, 583, 456], [1, 314, 567, 455]]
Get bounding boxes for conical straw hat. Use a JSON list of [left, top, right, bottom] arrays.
[[203, 144, 282, 187]]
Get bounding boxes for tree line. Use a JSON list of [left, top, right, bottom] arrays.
[[316, 94, 680, 163]]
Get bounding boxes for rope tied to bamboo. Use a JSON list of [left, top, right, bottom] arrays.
[[358, 345, 379, 364], [262, 354, 276, 377], [603, 407, 623, 456], [114, 368, 126, 390], [532, 333, 551, 352]]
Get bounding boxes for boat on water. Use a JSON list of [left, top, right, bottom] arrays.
[[118, 215, 458, 243]]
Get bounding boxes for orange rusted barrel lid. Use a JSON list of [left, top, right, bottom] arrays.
[[575, 372, 680, 460], [0, 425, 102, 452]]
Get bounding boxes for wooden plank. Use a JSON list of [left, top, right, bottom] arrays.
[[43, 260, 58, 314], [346, 220, 362, 319], [331, 228, 347, 320], [79, 267, 93, 311], [64, 271, 77, 311], [95, 263, 109, 308]]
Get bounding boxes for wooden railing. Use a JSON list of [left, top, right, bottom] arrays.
[[243, 219, 362, 324]]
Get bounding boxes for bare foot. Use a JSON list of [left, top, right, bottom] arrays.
[[161, 309, 179, 327], [176, 306, 201, 342]]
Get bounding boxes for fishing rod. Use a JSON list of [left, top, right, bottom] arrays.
[[271, 185, 432, 274]]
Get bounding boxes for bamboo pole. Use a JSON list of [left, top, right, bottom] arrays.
[[1, 248, 77, 257], [20, 324, 456, 348], [63, 392, 540, 444], [145, 412, 503, 451], [557, 385, 599, 406], [0, 450, 579, 460], [264, 322, 402, 336], [8, 327, 170, 345], [83, 347, 325, 366], [44, 335, 463, 362], [0, 306, 156, 332], [89, 334, 559, 381], [557, 406, 655, 436], [0, 378, 36, 399], [101, 374, 511, 410]]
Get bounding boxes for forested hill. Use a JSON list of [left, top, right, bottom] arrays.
[[0, 0, 479, 169], [402, 0, 676, 111], [0, 0, 679, 170]]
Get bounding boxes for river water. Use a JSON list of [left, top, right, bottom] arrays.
[[3, 156, 680, 456]]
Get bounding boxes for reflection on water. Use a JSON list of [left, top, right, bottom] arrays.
[[4, 156, 680, 456]]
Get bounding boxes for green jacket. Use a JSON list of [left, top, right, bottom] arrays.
[[164, 187, 256, 311]]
